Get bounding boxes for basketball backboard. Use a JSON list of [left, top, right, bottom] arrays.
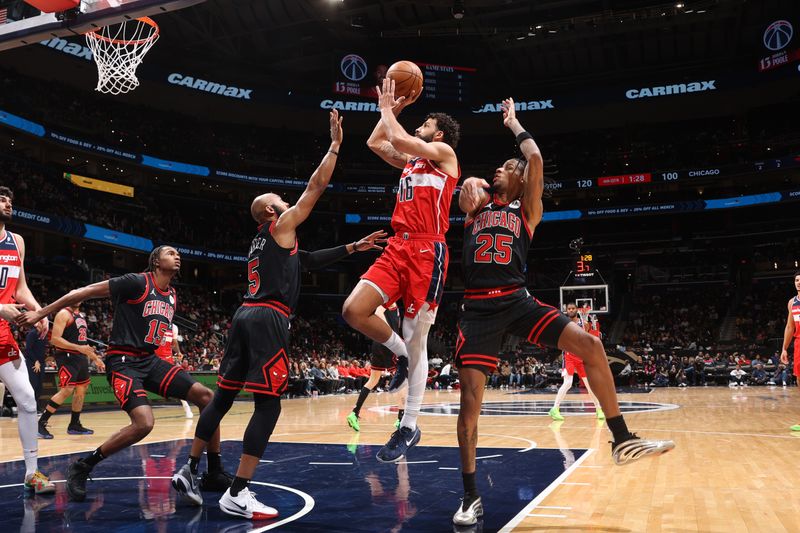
[[0, 0, 204, 51], [560, 284, 610, 315]]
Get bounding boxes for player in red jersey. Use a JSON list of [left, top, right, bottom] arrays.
[[549, 303, 604, 421], [155, 323, 193, 418], [342, 77, 461, 462], [780, 271, 800, 431], [37, 302, 106, 439], [0, 186, 55, 494]]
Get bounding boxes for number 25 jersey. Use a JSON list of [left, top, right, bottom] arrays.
[[462, 196, 533, 290]]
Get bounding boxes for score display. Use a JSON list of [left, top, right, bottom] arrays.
[[575, 254, 594, 278], [332, 54, 475, 104]]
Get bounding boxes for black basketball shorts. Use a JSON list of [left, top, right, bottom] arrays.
[[217, 303, 290, 397], [370, 342, 396, 372], [455, 288, 572, 375], [106, 352, 196, 413], [55, 352, 90, 388]]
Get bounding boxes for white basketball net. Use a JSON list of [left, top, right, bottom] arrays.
[[578, 305, 592, 323], [85, 17, 159, 95]]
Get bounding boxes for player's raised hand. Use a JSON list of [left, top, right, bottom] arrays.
[[16, 309, 42, 328], [463, 176, 491, 203], [501, 97, 518, 128], [329, 109, 343, 146], [376, 77, 401, 112], [354, 230, 388, 252], [35, 316, 49, 339], [0, 302, 26, 322]]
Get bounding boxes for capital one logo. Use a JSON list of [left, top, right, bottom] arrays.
[[763, 20, 793, 51], [340, 54, 368, 82]]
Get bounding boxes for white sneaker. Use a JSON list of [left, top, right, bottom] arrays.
[[219, 487, 278, 520], [612, 436, 675, 465], [182, 401, 194, 419], [453, 495, 483, 526]]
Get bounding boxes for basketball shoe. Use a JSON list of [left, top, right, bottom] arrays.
[[548, 406, 564, 421], [376, 425, 421, 463], [611, 434, 675, 465], [453, 495, 483, 526], [596, 407, 605, 420], [200, 468, 234, 492], [37, 421, 53, 440], [172, 463, 203, 505], [67, 423, 94, 435], [346, 412, 360, 432], [23, 471, 55, 495], [387, 356, 408, 391], [219, 487, 278, 520], [66, 460, 93, 501]]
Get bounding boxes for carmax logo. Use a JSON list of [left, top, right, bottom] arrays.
[[625, 80, 716, 99], [167, 73, 253, 99], [39, 38, 93, 60]]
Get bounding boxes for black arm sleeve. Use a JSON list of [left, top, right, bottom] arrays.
[[298, 245, 350, 271]]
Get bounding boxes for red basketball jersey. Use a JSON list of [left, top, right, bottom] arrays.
[[155, 324, 177, 359], [0, 230, 21, 305], [391, 157, 459, 235], [791, 296, 800, 338]]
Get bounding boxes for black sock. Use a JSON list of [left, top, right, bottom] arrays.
[[39, 400, 60, 424], [462, 471, 478, 499], [82, 447, 105, 468], [188, 455, 200, 475], [207, 451, 222, 473], [606, 415, 633, 443], [352, 386, 373, 417], [397, 409, 405, 421], [230, 476, 249, 497], [70, 411, 81, 426]]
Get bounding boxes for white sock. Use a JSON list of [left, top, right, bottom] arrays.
[[382, 331, 408, 359], [399, 319, 431, 431], [553, 374, 573, 409], [0, 357, 39, 477]]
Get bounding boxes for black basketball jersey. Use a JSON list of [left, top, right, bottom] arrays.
[[107, 272, 177, 355], [462, 195, 532, 290], [55, 308, 88, 355], [244, 221, 301, 311]]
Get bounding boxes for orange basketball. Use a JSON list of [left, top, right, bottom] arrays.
[[386, 60, 423, 102]]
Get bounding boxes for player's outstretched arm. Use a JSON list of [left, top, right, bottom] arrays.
[[377, 78, 456, 167], [459, 177, 490, 220], [16, 281, 111, 328], [781, 299, 794, 364], [502, 98, 544, 232], [299, 230, 388, 270], [367, 89, 415, 169], [274, 110, 343, 236]]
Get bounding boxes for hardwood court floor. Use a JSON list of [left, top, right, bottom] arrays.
[[2, 386, 799, 532]]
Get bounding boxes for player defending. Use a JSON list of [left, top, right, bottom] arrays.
[[342, 77, 461, 462], [779, 271, 800, 431], [549, 303, 604, 421], [452, 100, 674, 526], [155, 323, 193, 418], [0, 186, 55, 494], [37, 301, 105, 439], [172, 110, 363, 520], [18, 246, 229, 502], [347, 304, 407, 432]]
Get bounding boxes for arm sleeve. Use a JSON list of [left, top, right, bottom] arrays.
[[108, 273, 146, 301], [298, 245, 350, 271]]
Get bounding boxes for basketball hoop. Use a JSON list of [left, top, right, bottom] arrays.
[[578, 305, 592, 323], [85, 17, 159, 95]]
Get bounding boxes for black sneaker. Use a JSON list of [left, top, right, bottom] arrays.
[[38, 422, 54, 440], [67, 424, 94, 435], [66, 460, 93, 502], [199, 469, 234, 492]]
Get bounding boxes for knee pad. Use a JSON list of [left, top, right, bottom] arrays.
[[242, 396, 282, 458]]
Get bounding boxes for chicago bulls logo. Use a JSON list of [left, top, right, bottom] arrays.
[[112, 373, 133, 406], [59, 366, 73, 388], [261, 349, 289, 395]]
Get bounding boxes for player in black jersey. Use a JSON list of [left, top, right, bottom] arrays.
[[451, 99, 675, 527], [346, 304, 408, 432], [19, 246, 229, 502], [172, 110, 371, 520], [37, 302, 105, 439]]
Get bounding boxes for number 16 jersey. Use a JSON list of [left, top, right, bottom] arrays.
[[462, 196, 533, 290]]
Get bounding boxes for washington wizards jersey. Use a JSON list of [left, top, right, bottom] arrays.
[[107, 272, 176, 354], [55, 308, 88, 355], [0, 230, 21, 305], [244, 221, 300, 312], [462, 196, 532, 290], [792, 296, 800, 338], [392, 157, 459, 235]]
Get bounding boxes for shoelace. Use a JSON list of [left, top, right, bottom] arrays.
[[387, 429, 404, 447]]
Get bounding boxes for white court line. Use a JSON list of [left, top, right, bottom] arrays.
[[398, 460, 438, 464], [562, 482, 591, 486], [149, 454, 166, 458], [259, 460, 274, 463], [577, 465, 602, 468], [439, 467, 459, 470], [308, 462, 352, 466], [498, 448, 595, 533], [527, 513, 567, 518], [476, 454, 503, 460], [239, 481, 315, 532], [536, 506, 572, 510]]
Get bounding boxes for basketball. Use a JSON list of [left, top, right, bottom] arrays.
[[386, 60, 423, 102]]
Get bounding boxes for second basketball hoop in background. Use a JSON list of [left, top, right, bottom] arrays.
[[85, 16, 159, 95]]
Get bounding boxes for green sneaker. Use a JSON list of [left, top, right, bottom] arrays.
[[791, 424, 800, 431], [549, 406, 564, 421], [596, 407, 605, 420], [394, 419, 401, 429], [347, 412, 360, 432]]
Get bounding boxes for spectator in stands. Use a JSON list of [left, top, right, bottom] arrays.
[[730, 365, 747, 387], [693, 356, 706, 386], [534, 367, 549, 389], [653, 366, 669, 387], [768, 363, 789, 387], [751, 364, 768, 386], [643, 358, 656, 386]]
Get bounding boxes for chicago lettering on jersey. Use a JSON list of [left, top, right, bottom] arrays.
[[471, 209, 522, 238], [142, 300, 175, 322]]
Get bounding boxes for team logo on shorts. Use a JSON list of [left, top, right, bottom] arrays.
[[58, 366, 73, 388], [261, 349, 289, 395], [111, 373, 133, 406]]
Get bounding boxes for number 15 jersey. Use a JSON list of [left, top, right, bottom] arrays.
[[462, 196, 533, 290], [108, 272, 176, 355]]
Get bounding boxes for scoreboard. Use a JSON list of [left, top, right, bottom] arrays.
[[333, 53, 475, 104]]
